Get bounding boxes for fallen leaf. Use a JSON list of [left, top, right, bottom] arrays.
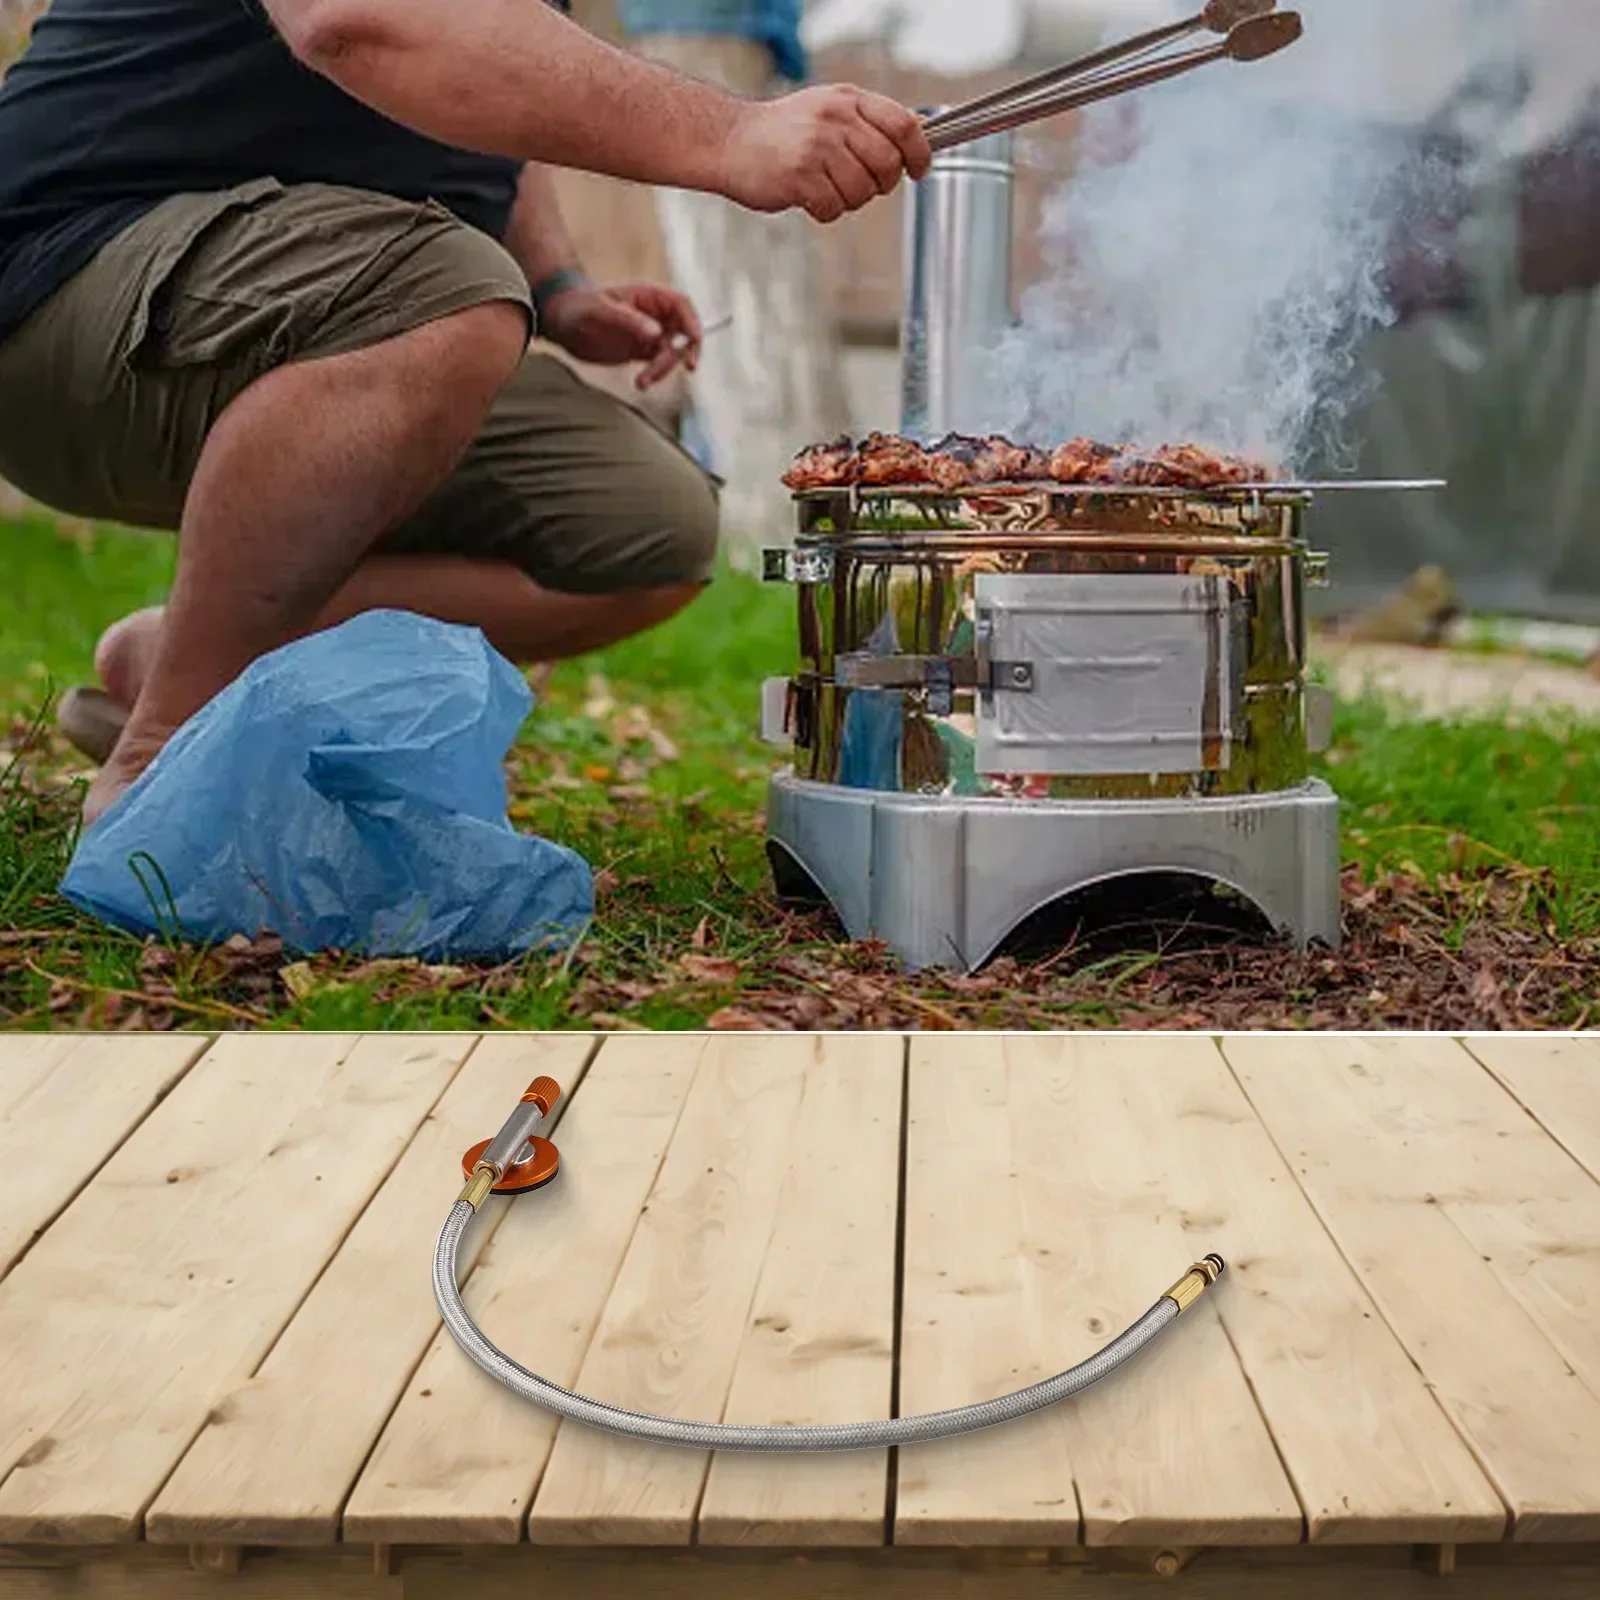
[[280, 961, 319, 1002], [610, 705, 680, 764], [680, 954, 742, 985], [707, 1006, 769, 1031], [583, 674, 616, 720], [690, 917, 714, 951]]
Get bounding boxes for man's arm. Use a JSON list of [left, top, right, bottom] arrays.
[[263, 0, 930, 221], [505, 162, 704, 390], [503, 162, 583, 291]]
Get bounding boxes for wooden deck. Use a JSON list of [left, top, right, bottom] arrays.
[[1, 1033, 1598, 1597]]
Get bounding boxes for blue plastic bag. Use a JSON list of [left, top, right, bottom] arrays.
[[61, 611, 593, 960]]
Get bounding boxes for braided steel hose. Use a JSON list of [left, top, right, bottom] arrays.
[[434, 1080, 1226, 1453]]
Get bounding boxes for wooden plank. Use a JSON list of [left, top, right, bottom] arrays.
[[0, 1034, 474, 1544], [895, 1037, 1300, 1549], [527, 1035, 831, 1546], [8, 1543, 1600, 1600], [894, 1037, 1081, 1547], [342, 1034, 706, 1546], [0, 1036, 208, 1279], [1058, 1036, 1503, 1546], [145, 1035, 596, 1546], [1464, 1036, 1600, 1184], [1223, 1034, 1600, 1542], [697, 1035, 903, 1548], [8, 1541, 1600, 1600]]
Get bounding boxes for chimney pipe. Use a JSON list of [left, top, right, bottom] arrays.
[[900, 127, 1017, 437]]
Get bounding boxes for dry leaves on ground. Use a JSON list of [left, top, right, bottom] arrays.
[[689, 866, 1599, 1033]]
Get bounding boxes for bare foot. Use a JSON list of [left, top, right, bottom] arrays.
[[81, 724, 171, 827], [94, 606, 166, 709]]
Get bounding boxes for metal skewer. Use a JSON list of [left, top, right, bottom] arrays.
[[925, 10, 1302, 153]]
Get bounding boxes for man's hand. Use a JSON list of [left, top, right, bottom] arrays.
[[720, 86, 933, 223], [540, 282, 703, 390]]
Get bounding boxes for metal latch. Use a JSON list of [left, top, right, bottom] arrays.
[[762, 546, 834, 585], [973, 611, 1036, 710], [1305, 551, 1332, 590], [835, 651, 1035, 715], [989, 661, 1035, 692]]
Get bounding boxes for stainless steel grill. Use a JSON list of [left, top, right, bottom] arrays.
[[761, 480, 1438, 970]]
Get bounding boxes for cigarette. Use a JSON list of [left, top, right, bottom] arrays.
[[670, 312, 733, 353]]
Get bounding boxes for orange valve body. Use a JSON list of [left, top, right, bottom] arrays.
[[460, 1076, 563, 1196], [461, 1136, 561, 1196]]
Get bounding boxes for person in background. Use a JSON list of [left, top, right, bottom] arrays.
[[0, 0, 930, 823], [618, 0, 807, 85]]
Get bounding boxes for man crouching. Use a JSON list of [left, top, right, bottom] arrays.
[[0, 0, 929, 822]]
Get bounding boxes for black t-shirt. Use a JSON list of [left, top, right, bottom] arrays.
[[0, 0, 570, 342]]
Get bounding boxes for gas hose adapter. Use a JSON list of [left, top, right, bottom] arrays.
[[441, 1076, 1226, 1453]]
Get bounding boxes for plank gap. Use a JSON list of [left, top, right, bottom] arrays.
[[1208, 1289, 1311, 1547], [884, 1035, 911, 1548], [1460, 1038, 1600, 1189], [326, 1036, 604, 1542], [1214, 1039, 1522, 1543], [134, 1037, 484, 1540], [0, 1036, 214, 1286], [521, 1035, 715, 1541], [1199, 1038, 1313, 1547], [689, 1046, 821, 1542], [234, 1038, 479, 1384]]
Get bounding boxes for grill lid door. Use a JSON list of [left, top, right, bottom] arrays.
[[973, 573, 1239, 777]]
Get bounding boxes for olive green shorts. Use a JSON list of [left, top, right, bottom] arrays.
[[0, 180, 720, 593]]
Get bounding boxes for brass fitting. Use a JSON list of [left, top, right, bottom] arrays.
[[458, 1163, 498, 1211], [1163, 1254, 1226, 1313]]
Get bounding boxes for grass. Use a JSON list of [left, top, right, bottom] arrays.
[[2, 510, 1598, 1030]]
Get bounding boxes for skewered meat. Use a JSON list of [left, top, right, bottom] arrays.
[[926, 433, 1049, 488], [783, 433, 1274, 492], [1048, 437, 1125, 483], [854, 432, 934, 487], [1113, 442, 1272, 488], [781, 434, 858, 490]]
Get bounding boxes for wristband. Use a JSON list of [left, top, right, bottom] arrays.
[[530, 269, 593, 321]]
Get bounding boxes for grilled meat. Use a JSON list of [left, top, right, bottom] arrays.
[[854, 432, 934, 486], [1048, 437, 1125, 483], [1112, 443, 1271, 488], [783, 434, 1274, 492], [927, 433, 1048, 488], [781, 434, 858, 490]]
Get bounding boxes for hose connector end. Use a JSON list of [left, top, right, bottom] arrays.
[[521, 1076, 561, 1117], [1164, 1254, 1226, 1313], [459, 1163, 498, 1211]]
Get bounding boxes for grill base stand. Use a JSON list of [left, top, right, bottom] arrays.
[[766, 771, 1342, 973]]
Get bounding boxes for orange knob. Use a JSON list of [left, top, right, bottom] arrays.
[[521, 1077, 561, 1117]]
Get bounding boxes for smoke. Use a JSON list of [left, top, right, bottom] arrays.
[[971, 0, 1588, 472]]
